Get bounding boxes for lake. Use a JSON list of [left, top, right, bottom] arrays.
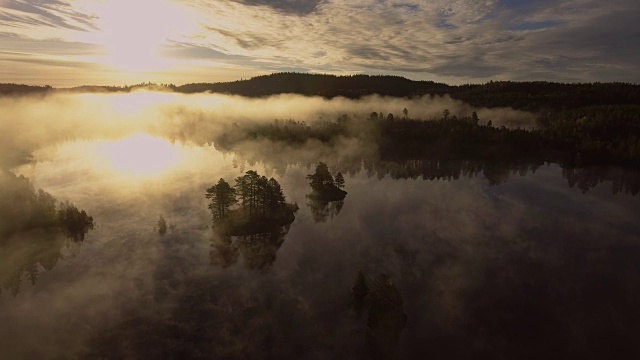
[[1, 134, 639, 359]]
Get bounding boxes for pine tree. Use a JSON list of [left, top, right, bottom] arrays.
[[306, 162, 335, 192], [235, 170, 260, 217], [206, 178, 237, 221], [268, 178, 286, 209], [334, 172, 345, 189]]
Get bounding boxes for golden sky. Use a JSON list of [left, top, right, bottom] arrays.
[[1, 0, 639, 86]]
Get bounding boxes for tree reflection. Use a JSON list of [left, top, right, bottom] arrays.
[[563, 166, 640, 195], [1, 224, 92, 297], [306, 198, 344, 223], [209, 225, 290, 272], [224, 147, 640, 196], [0, 170, 94, 296], [351, 272, 407, 360], [366, 274, 407, 360]]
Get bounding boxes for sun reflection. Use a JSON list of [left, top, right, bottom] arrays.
[[98, 134, 180, 177]]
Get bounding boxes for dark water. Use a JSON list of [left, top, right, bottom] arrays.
[[1, 140, 639, 359]]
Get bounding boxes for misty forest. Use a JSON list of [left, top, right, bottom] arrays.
[[1, 72, 640, 360]]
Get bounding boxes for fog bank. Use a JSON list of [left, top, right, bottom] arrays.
[[0, 91, 536, 166]]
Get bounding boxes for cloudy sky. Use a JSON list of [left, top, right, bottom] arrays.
[[1, 0, 638, 86]]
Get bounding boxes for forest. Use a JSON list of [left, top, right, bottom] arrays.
[[212, 106, 640, 168]]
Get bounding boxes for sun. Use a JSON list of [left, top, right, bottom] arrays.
[[98, 134, 181, 177], [84, 0, 191, 71]]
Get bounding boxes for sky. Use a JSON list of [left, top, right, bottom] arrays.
[[0, 0, 639, 86]]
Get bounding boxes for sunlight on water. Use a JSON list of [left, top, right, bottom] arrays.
[[98, 134, 180, 177]]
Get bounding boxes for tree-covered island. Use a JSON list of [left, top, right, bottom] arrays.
[[306, 162, 347, 201], [205, 170, 297, 236]]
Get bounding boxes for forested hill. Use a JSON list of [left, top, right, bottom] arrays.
[[2, 73, 640, 112], [0, 83, 52, 96], [176, 73, 640, 111], [176, 73, 450, 99]]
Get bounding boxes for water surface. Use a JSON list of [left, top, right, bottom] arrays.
[[1, 136, 639, 359]]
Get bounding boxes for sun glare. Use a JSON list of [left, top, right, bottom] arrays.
[[99, 134, 181, 177], [85, 0, 192, 71]]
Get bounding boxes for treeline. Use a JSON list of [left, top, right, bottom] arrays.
[[0, 83, 52, 96], [376, 113, 544, 161], [177, 73, 449, 98], [0, 170, 94, 240], [0, 83, 176, 96], [3, 73, 639, 112], [538, 105, 640, 165], [215, 118, 352, 148], [213, 108, 640, 167], [217, 135, 640, 195], [176, 73, 640, 111], [68, 82, 176, 93]]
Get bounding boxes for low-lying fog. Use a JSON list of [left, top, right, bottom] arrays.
[[0, 91, 536, 167]]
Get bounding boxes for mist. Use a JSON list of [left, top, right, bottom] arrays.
[[0, 91, 536, 167]]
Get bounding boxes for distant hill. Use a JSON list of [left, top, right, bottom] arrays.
[[0, 84, 52, 96], [176, 73, 640, 112], [2, 73, 640, 111], [177, 73, 450, 98]]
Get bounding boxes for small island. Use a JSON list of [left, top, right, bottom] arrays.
[[306, 162, 347, 201], [205, 170, 297, 236]]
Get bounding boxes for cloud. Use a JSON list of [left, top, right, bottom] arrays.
[[1, 0, 639, 84], [231, 0, 325, 15], [0, 0, 96, 32]]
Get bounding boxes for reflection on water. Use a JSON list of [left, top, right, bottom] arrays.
[[1, 137, 640, 359], [351, 271, 408, 360], [98, 133, 181, 177], [210, 225, 291, 272], [223, 145, 640, 196], [307, 198, 344, 222], [0, 170, 94, 297], [0, 230, 82, 297]]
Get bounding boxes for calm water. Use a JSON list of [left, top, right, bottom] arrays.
[[1, 136, 639, 359]]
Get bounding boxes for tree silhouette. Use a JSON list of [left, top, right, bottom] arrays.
[[267, 177, 286, 210], [206, 178, 237, 221], [442, 108, 450, 120], [235, 170, 260, 217], [207, 171, 295, 235], [157, 215, 167, 235], [306, 162, 335, 192], [334, 172, 345, 189]]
